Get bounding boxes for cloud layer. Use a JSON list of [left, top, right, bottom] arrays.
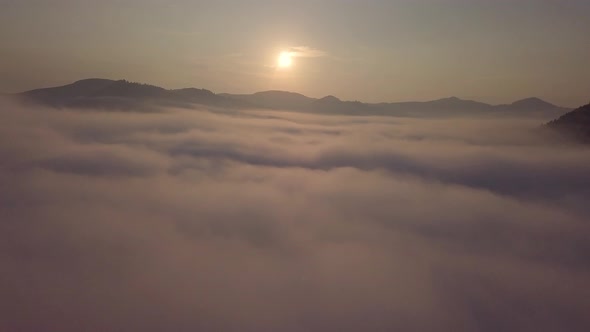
[[1, 98, 589, 331], [288, 46, 328, 58]]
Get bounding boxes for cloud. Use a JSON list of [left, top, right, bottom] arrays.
[[1, 96, 589, 331], [288, 46, 328, 58]]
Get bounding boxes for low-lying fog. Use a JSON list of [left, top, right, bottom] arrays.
[[1, 98, 589, 331]]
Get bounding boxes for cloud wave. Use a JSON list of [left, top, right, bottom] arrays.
[[288, 46, 328, 58], [1, 97, 589, 331]]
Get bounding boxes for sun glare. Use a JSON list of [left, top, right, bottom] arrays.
[[278, 51, 293, 68]]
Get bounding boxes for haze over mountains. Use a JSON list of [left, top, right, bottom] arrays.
[[17, 79, 571, 119]]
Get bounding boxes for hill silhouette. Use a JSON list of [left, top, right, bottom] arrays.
[[222, 91, 570, 118], [17, 78, 571, 118], [547, 103, 590, 143], [20, 79, 235, 110], [219, 90, 314, 110]]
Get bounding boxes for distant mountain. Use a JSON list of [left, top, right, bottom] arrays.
[[510, 97, 556, 109], [172, 88, 219, 102], [224, 92, 569, 118], [373, 97, 494, 117], [22, 79, 164, 106], [547, 103, 590, 143], [220, 91, 315, 110], [19, 78, 234, 110], [16, 78, 571, 118], [493, 97, 570, 118]]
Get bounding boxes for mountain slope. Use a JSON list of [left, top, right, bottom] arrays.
[[547, 103, 590, 143]]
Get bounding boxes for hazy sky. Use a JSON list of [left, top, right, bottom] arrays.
[[1, 0, 589, 106]]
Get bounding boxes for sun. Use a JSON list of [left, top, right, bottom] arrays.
[[277, 51, 293, 68]]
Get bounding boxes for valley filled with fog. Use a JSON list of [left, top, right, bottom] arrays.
[[1, 98, 589, 331]]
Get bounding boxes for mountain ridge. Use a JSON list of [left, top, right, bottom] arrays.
[[15, 78, 572, 118], [18, 78, 236, 110]]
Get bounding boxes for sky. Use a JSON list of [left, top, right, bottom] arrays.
[[1, 0, 589, 106]]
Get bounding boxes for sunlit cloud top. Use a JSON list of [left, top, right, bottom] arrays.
[[287, 46, 328, 58]]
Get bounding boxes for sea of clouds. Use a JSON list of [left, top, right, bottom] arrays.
[[1, 97, 589, 331]]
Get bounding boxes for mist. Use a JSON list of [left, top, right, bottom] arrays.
[[1, 97, 589, 331]]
